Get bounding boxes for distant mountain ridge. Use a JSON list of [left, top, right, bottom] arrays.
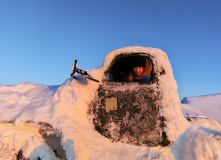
[[181, 93, 221, 104], [181, 93, 221, 124]]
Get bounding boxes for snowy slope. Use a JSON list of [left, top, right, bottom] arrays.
[[181, 94, 221, 124]]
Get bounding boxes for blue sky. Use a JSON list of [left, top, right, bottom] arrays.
[[0, 0, 220, 100]]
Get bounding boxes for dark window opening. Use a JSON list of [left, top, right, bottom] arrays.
[[107, 55, 153, 82]]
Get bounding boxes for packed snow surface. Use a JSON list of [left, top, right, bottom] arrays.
[[0, 46, 220, 160]]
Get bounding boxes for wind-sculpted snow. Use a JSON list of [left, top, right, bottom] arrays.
[[172, 125, 221, 160], [0, 124, 59, 159], [0, 46, 220, 160]]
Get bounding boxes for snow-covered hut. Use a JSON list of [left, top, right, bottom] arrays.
[[88, 46, 190, 146]]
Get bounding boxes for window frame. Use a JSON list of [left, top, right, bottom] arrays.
[[104, 53, 157, 84]]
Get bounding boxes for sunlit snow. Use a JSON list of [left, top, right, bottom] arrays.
[[0, 46, 220, 160]]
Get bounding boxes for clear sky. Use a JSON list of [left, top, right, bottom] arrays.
[[0, 0, 220, 100]]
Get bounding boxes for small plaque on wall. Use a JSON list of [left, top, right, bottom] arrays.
[[106, 98, 117, 110]]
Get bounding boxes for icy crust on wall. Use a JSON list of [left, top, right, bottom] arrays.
[[89, 82, 164, 146]]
